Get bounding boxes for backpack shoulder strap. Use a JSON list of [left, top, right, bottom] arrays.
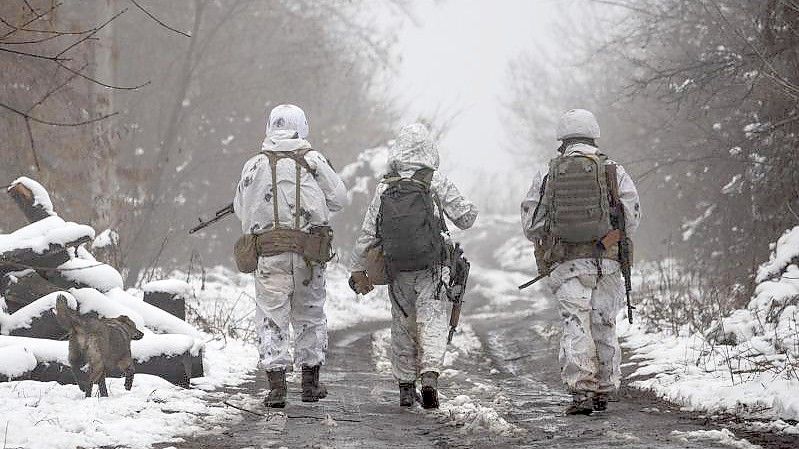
[[411, 167, 435, 186], [262, 152, 282, 228]]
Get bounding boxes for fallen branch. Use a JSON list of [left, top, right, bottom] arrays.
[[222, 401, 362, 423]]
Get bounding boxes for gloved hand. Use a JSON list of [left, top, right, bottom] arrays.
[[600, 229, 623, 250], [349, 271, 374, 295]]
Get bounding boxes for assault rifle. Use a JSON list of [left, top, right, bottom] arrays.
[[608, 166, 635, 324], [189, 203, 234, 234], [447, 243, 470, 344], [518, 271, 549, 290]]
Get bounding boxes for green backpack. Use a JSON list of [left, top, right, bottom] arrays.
[[545, 153, 613, 243]]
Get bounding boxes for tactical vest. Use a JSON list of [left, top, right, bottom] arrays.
[[537, 152, 620, 268]]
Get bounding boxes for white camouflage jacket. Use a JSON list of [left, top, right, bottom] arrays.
[[233, 135, 347, 234], [349, 124, 479, 272], [520, 143, 642, 282]]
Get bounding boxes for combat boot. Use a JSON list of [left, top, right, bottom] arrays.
[[420, 371, 439, 409], [301, 365, 328, 402], [264, 369, 286, 408], [564, 393, 593, 416], [593, 393, 608, 412], [399, 382, 416, 407]]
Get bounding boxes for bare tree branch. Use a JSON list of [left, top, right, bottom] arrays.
[[129, 0, 191, 37], [25, 63, 89, 113], [55, 60, 151, 90], [55, 8, 127, 58], [23, 117, 40, 172], [0, 46, 70, 61], [0, 101, 119, 127], [0, 1, 63, 40]]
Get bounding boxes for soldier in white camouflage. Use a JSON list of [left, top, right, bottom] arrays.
[[348, 123, 478, 409], [521, 109, 641, 415]]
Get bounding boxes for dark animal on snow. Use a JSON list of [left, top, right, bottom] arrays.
[[55, 295, 144, 397]]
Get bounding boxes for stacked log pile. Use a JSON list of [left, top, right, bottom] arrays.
[[0, 177, 204, 387]]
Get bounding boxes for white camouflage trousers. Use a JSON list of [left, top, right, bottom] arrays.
[[389, 269, 449, 383], [253, 253, 328, 371], [549, 260, 625, 395]]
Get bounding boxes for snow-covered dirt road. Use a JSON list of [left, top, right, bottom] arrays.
[[152, 218, 795, 448], [154, 308, 786, 448]]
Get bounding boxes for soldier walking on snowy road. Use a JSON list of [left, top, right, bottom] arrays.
[[233, 104, 347, 408], [348, 123, 478, 409], [521, 109, 641, 415]]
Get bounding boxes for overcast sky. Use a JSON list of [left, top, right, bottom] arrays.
[[390, 0, 591, 191]]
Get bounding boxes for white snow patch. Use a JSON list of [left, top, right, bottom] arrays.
[[0, 291, 76, 335], [58, 258, 123, 292], [440, 394, 525, 436], [143, 279, 191, 297], [10, 176, 54, 215], [0, 375, 234, 449], [91, 228, 119, 249], [0, 345, 37, 377], [0, 216, 95, 254], [670, 428, 760, 449]]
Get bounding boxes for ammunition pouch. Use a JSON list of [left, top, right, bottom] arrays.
[[535, 234, 621, 271], [233, 226, 334, 273], [366, 246, 388, 285]]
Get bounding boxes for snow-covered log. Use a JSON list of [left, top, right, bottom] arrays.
[[1, 270, 61, 314], [143, 280, 190, 320], [0, 178, 205, 386], [7, 177, 54, 223]]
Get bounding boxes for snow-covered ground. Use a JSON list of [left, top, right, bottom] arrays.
[[617, 226, 799, 434], [0, 260, 392, 449]]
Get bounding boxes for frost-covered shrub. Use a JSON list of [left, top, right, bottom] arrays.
[[704, 227, 799, 380], [633, 259, 742, 334]]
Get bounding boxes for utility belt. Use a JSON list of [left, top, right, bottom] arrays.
[[234, 226, 334, 273], [534, 235, 627, 274]]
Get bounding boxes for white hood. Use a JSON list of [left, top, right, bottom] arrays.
[[266, 104, 309, 140], [388, 123, 440, 172]]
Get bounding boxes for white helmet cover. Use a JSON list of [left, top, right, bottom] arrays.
[[266, 104, 309, 139], [556, 109, 600, 140]]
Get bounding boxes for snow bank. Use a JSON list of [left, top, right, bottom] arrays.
[[0, 215, 95, 254], [670, 428, 761, 449], [0, 375, 233, 449], [756, 226, 799, 282], [0, 345, 37, 378], [10, 176, 54, 215]]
